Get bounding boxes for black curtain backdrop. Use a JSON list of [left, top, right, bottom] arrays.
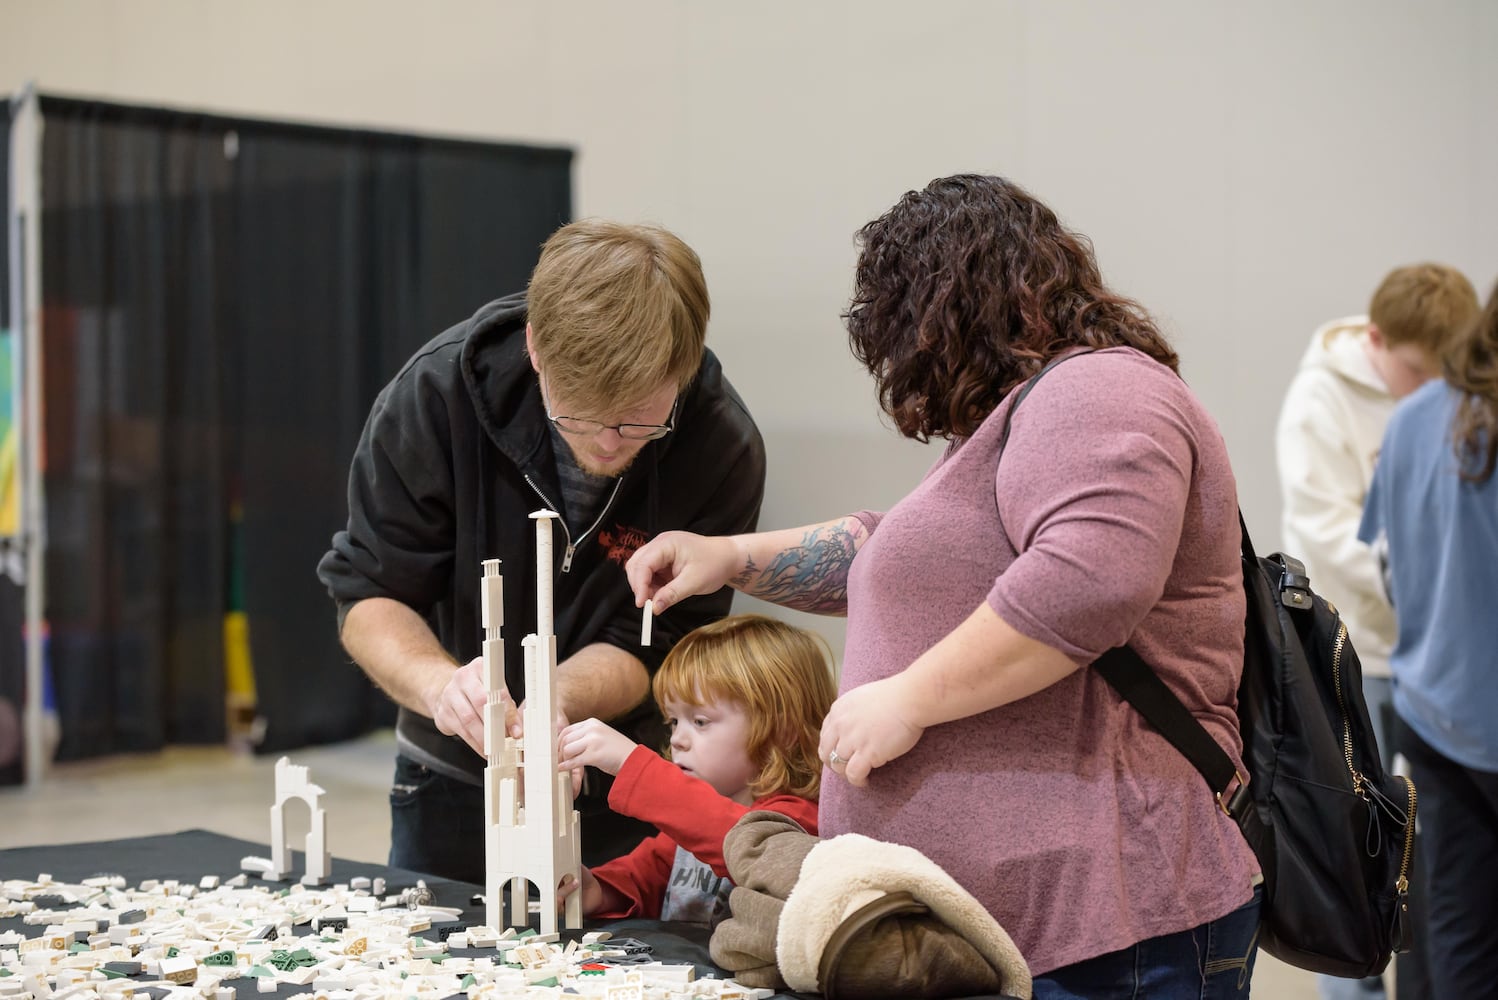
[[35, 96, 571, 761], [0, 100, 21, 785]]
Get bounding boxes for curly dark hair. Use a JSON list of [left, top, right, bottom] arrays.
[[844, 174, 1179, 441], [1449, 279, 1498, 484]]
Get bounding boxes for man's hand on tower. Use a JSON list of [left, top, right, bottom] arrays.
[[431, 656, 517, 756]]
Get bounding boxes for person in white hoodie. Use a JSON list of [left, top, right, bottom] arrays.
[[1276, 262, 1480, 1000]]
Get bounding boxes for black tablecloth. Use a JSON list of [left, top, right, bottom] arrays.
[[2, 831, 1023, 1000], [0, 829, 804, 998]]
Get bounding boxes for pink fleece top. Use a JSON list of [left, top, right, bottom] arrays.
[[819, 348, 1259, 975]]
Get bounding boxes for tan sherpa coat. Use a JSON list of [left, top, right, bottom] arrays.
[[710, 810, 1032, 1000]]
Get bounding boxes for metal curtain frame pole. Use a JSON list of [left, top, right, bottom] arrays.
[[9, 83, 46, 787]]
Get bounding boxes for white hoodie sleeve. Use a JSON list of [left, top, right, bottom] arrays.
[[1275, 367, 1390, 623]]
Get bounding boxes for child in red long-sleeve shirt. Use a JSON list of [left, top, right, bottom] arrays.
[[555, 613, 834, 925]]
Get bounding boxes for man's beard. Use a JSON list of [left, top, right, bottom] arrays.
[[565, 439, 639, 479]]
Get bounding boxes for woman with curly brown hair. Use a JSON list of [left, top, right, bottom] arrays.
[[1358, 279, 1498, 998], [627, 174, 1262, 997]]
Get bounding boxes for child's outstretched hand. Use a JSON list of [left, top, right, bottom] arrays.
[[557, 867, 608, 917], [557, 718, 637, 776]]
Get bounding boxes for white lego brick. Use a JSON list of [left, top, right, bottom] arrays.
[[638, 962, 695, 985], [157, 955, 196, 986], [81, 878, 125, 891]]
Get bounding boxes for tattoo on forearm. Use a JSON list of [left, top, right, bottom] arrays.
[[746, 524, 860, 613], [730, 556, 759, 590]]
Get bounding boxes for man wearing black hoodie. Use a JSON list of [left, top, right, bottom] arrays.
[[318, 219, 766, 880]]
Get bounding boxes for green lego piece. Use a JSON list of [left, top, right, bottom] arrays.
[[204, 951, 237, 967], [248, 965, 275, 978], [100, 970, 128, 980], [533, 978, 557, 988], [166, 947, 179, 958], [459, 975, 476, 990]]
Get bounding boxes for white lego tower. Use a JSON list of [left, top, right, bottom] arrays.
[[482, 509, 583, 935]]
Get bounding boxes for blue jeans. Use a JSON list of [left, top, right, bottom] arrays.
[[1033, 886, 1261, 1000], [388, 754, 656, 881]]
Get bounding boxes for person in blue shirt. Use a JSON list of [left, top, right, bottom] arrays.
[[1359, 277, 1498, 998]]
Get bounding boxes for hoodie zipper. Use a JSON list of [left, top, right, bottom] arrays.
[[523, 474, 623, 574]]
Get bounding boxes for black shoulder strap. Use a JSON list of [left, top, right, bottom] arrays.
[[997, 347, 1251, 816], [1091, 515, 1258, 816], [1093, 647, 1239, 795], [995, 349, 1096, 465]]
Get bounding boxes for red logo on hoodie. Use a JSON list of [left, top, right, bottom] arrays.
[[599, 524, 650, 567]]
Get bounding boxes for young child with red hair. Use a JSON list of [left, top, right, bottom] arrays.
[[556, 613, 834, 924]]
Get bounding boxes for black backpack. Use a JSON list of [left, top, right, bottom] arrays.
[[1001, 353, 1417, 978]]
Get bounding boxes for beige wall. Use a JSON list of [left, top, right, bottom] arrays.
[[5, 0, 1496, 658]]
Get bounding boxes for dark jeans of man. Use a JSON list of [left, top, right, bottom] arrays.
[[1377, 690, 1430, 1000], [387, 755, 656, 884], [1394, 716, 1498, 999]]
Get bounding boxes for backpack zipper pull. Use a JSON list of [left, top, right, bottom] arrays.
[[1392, 876, 1412, 952], [1365, 796, 1382, 858], [1364, 774, 1410, 826], [561, 543, 575, 574]]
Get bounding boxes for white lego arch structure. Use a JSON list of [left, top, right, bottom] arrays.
[[266, 756, 330, 885], [481, 510, 583, 934]]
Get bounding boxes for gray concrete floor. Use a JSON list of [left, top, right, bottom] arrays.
[[0, 730, 396, 863], [0, 729, 1325, 996]]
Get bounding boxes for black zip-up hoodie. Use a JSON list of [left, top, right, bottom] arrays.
[[318, 293, 766, 803]]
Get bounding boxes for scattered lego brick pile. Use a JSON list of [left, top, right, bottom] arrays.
[[0, 872, 772, 1000]]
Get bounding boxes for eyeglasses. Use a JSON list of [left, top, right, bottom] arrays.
[[542, 376, 678, 441]]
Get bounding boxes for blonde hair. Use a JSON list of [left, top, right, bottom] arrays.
[[1370, 263, 1480, 359], [653, 614, 836, 801], [527, 219, 709, 414]]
